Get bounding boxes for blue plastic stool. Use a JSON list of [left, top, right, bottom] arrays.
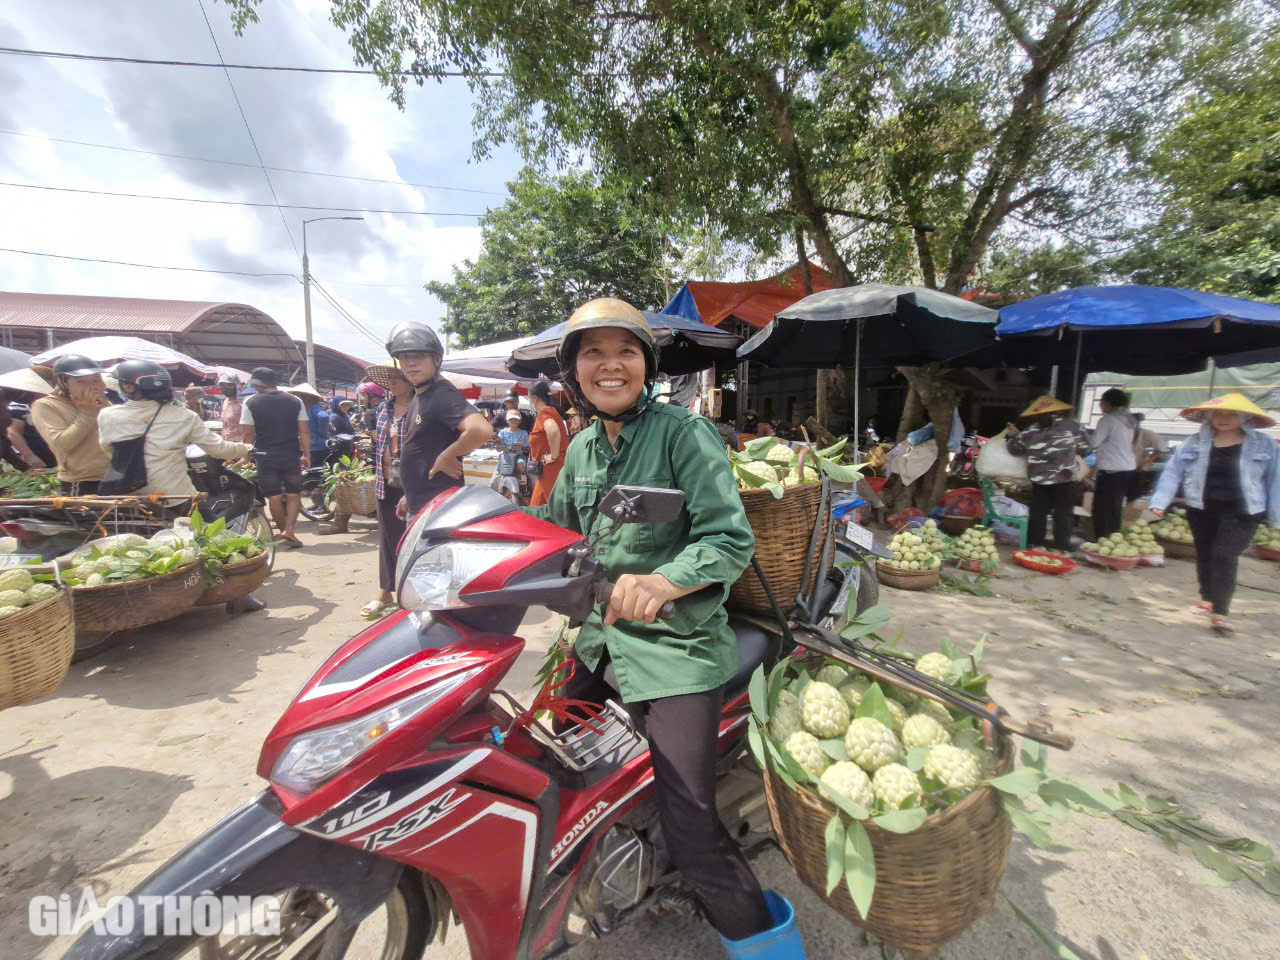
[[719, 891, 806, 960]]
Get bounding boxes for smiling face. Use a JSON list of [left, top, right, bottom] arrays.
[[574, 327, 647, 416]]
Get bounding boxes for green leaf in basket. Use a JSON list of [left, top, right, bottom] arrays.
[[843, 819, 875, 919], [905, 746, 930, 772], [824, 814, 847, 895], [792, 667, 813, 700], [1020, 738, 1048, 774], [765, 658, 789, 718], [817, 781, 869, 821], [747, 721, 767, 772], [854, 682, 895, 731], [1000, 892, 1084, 959], [1002, 795, 1056, 849], [748, 665, 769, 724], [762, 480, 785, 499], [938, 636, 959, 659], [819, 737, 850, 763], [871, 807, 927, 834], [986, 767, 1046, 799], [768, 737, 813, 785], [743, 435, 778, 459], [815, 437, 848, 459], [818, 460, 863, 483]]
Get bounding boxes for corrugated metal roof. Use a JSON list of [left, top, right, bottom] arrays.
[[0, 292, 235, 333]]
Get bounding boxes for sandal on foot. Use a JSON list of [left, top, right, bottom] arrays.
[[360, 600, 390, 616], [1191, 601, 1212, 615], [1211, 615, 1234, 634], [282, 534, 304, 549]]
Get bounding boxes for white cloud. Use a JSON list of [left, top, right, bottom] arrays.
[[0, 0, 515, 362]]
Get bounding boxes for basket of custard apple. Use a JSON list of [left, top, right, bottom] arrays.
[[748, 640, 1038, 956]]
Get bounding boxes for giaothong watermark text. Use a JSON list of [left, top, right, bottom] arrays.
[[30, 888, 282, 937]]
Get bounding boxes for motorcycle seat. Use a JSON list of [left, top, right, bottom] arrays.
[[600, 615, 770, 697]]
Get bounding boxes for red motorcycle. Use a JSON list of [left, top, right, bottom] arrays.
[[68, 484, 830, 960]]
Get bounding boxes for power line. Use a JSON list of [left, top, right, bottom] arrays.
[[196, 0, 297, 258], [0, 245, 299, 278], [0, 128, 507, 197], [0, 180, 485, 216], [0, 45, 504, 77], [309, 275, 384, 348]]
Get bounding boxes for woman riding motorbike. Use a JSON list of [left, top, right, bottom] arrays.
[[523, 298, 804, 958], [30, 354, 112, 495]]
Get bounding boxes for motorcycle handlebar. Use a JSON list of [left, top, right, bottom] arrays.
[[594, 581, 676, 621]]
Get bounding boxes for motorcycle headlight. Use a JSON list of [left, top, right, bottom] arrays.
[[398, 540, 525, 612], [270, 667, 483, 792]]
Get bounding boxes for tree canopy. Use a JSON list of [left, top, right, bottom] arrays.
[[428, 168, 670, 347]]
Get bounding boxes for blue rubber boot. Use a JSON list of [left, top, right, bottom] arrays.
[[719, 891, 806, 959]]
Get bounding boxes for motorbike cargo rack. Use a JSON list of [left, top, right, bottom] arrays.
[[492, 690, 645, 773]]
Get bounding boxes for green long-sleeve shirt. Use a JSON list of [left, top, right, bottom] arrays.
[[525, 403, 754, 702]]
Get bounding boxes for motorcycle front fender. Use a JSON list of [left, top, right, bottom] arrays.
[[63, 790, 401, 960]]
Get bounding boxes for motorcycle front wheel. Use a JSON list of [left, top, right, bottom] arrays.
[[147, 872, 429, 960], [300, 487, 334, 522]]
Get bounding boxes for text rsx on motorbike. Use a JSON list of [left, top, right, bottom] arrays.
[[67, 484, 855, 960]]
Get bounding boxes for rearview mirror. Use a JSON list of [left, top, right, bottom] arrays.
[[598, 485, 685, 526]]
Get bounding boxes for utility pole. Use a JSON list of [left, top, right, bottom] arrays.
[[302, 216, 364, 385]]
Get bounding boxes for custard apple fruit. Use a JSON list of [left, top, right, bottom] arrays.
[[778, 687, 799, 710], [768, 701, 805, 744], [785, 731, 831, 780], [25, 583, 58, 605], [0, 569, 34, 592], [84, 573, 107, 587], [0, 604, 22, 619], [838, 675, 870, 711], [820, 761, 875, 810], [765, 443, 797, 463], [0, 589, 28, 608], [872, 763, 923, 809], [884, 698, 907, 732], [915, 652, 955, 682], [844, 717, 903, 773], [914, 699, 953, 728], [815, 665, 849, 687], [737, 460, 780, 485], [801, 681, 852, 738], [923, 744, 982, 791], [901, 713, 952, 749]]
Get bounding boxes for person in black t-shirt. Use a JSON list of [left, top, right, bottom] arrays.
[[384, 323, 493, 518], [240, 368, 310, 548]]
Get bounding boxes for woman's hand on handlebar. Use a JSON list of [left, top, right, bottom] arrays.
[[603, 573, 681, 626]]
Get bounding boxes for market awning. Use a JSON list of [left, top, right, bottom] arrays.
[[661, 264, 837, 330]]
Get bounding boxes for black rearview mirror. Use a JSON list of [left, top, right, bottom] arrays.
[[598, 485, 685, 526]]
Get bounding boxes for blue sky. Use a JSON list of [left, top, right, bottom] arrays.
[[0, 0, 524, 363]]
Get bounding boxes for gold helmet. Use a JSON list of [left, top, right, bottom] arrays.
[[555, 298, 659, 382]]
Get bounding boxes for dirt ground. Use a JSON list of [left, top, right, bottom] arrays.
[[3, 513, 1278, 960]]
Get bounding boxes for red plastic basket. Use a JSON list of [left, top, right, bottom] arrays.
[[1255, 544, 1280, 562], [1012, 550, 1077, 575], [1079, 549, 1140, 571]]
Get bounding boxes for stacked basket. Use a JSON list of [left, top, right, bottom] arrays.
[[0, 587, 75, 710], [729, 481, 825, 613]]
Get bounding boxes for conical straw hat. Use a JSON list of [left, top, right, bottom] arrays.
[[286, 382, 323, 401], [1019, 395, 1073, 418], [1180, 392, 1275, 429]]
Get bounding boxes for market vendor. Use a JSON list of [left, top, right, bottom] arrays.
[[30, 354, 112, 495], [1150, 393, 1280, 634], [1006, 396, 1089, 552], [98, 360, 253, 502], [523, 298, 800, 954]]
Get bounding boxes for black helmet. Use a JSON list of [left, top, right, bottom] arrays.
[[385, 321, 443, 359], [530, 380, 553, 402], [51, 354, 104, 379], [115, 359, 174, 402]]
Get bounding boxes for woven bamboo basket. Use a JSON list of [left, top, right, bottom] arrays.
[[875, 560, 941, 591], [195, 552, 272, 606], [729, 481, 824, 613], [71, 562, 204, 636], [939, 514, 979, 536], [334, 481, 378, 517], [1155, 536, 1196, 559], [0, 588, 75, 710], [763, 737, 1014, 956]]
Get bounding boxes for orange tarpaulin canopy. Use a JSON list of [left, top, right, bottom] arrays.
[[664, 265, 837, 330]]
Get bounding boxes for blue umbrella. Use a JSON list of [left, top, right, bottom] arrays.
[[505, 310, 740, 379], [996, 285, 1280, 376]]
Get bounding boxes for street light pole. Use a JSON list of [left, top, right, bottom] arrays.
[[301, 216, 364, 386]]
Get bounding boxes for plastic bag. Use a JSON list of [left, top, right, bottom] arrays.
[[991, 495, 1029, 518], [990, 519, 1023, 544], [889, 508, 927, 532], [976, 428, 1028, 482], [907, 423, 935, 446]]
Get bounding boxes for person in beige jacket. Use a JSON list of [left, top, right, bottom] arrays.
[[30, 354, 112, 494], [98, 361, 251, 499]]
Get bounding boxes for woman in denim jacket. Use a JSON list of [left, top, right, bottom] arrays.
[[1150, 393, 1280, 633]]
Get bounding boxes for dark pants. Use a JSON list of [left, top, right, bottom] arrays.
[[561, 651, 772, 941], [1028, 481, 1076, 550], [1186, 506, 1260, 615], [376, 486, 406, 592], [60, 480, 100, 496], [1092, 470, 1134, 539]]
